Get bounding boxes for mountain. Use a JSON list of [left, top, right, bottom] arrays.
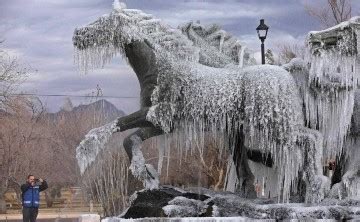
[[42, 99, 126, 182], [73, 99, 126, 119], [46, 99, 125, 124]]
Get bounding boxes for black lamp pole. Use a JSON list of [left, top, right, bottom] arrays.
[[256, 19, 269, 65], [261, 38, 265, 65]]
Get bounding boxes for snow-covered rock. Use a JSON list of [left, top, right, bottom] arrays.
[[107, 187, 360, 220]]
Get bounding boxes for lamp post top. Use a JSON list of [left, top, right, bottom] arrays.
[[256, 19, 269, 31], [256, 19, 269, 65]]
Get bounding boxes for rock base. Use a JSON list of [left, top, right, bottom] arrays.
[[116, 186, 360, 221]]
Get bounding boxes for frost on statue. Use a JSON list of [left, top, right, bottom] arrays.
[[73, 0, 360, 204], [285, 16, 360, 200]]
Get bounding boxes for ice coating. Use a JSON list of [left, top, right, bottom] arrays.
[[344, 91, 360, 199], [104, 186, 360, 220], [76, 119, 159, 189], [303, 87, 354, 158], [73, 1, 360, 203], [304, 17, 360, 158], [147, 64, 303, 135], [283, 17, 360, 200], [128, 135, 160, 189], [342, 135, 360, 198], [163, 196, 208, 217], [179, 22, 254, 68], [73, 6, 199, 73], [76, 121, 119, 174], [146, 62, 305, 201]]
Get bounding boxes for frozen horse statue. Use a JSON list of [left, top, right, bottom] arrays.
[[73, 1, 359, 203], [182, 17, 360, 201], [284, 16, 360, 199], [181, 17, 360, 201]]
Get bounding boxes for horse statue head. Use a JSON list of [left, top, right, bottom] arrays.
[[73, 2, 199, 73]]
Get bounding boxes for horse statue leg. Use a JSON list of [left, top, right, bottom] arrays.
[[123, 127, 163, 189], [296, 127, 331, 203], [115, 108, 154, 131], [231, 129, 257, 198], [114, 107, 164, 189]]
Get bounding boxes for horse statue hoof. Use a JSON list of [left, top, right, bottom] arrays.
[[306, 175, 331, 203], [342, 170, 360, 198]]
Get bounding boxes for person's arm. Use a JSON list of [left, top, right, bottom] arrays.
[[21, 183, 30, 193], [39, 179, 48, 191]]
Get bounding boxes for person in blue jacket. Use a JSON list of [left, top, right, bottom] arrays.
[[21, 175, 48, 222]]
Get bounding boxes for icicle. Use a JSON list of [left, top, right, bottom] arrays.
[[238, 45, 246, 68], [219, 32, 224, 52], [157, 136, 165, 174], [305, 22, 359, 159], [248, 160, 279, 198], [224, 156, 238, 192]]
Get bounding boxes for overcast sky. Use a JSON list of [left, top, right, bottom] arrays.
[[1, 0, 359, 113]]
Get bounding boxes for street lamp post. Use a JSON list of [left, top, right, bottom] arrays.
[[256, 19, 269, 65]]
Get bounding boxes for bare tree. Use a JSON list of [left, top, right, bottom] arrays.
[[81, 135, 130, 217], [265, 49, 276, 65], [276, 42, 306, 65], [304, 0, 352, 28], [0, 42, 32, 212], [192, 141, 227, 191], [141, 134, 228, 191], [0, 96, 46, 213], [276, 0, 352, 65], [0, 43, 30, 109]]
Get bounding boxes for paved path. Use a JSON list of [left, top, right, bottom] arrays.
[[1, 218, 78, 222]]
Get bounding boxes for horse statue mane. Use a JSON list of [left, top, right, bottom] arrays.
[[73, 1, 360, 204], [179, 21, 255, 68], [73, 3, 199, 73]]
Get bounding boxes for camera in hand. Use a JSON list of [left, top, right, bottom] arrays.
[[35, 178, 40, 182]]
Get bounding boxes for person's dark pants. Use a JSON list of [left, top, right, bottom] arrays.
[[23, 207, 38, 222]]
